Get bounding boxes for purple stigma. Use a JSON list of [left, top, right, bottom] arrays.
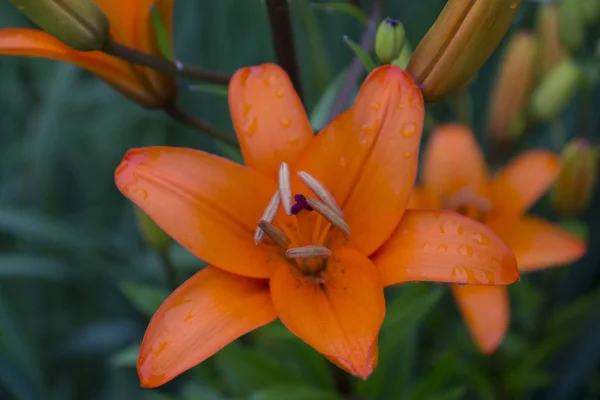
[[291, 194, 314, 215]]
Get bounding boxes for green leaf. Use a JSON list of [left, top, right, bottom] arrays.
[[311, 2, 368, 26], [213, 342, 305, 395], [309, 68, 354, 131], [151, 8, 175, 61], [182, 381, 226, 400], [0, 356, 45, 400], [404, 352, 458, 400], [343, 36, 377, 72], [246, 385, 339, 400], [423, 386, 467, 400], [559, 219, 590, 241], [188, 83, 229, 97], [356, 284, 445, 399], [119, 281, 170, 318], [0, 207, 97, 249], [109, 343, 140, 367], [0, 254, 72, 280]]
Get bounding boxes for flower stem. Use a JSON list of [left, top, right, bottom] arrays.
[[165, 104, 240, 150], [102, 38, 230, 84], [265, 0, 304, 102], [327, 0, 383, 123]]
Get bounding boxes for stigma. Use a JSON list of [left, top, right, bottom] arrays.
[[253, 162, 350, 273]]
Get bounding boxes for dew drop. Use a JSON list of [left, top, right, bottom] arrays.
[[184, 313, 194, 322], [361, 119, 380, 135], [135, 188, 147, 201], [339, 157, 347, 167], [472, 232, 489, 245], [457, 244, 473, 256], [275, 88, 285, 98], [371, 102, 381, 110], [437, 244, 448, 252], [457, 225, 464, 236], [265, 74, 278, 87], [280, 118, 291, 128], [288, 137, 300, 146], [422, 241, 431, 250], [403, 151, 412, 159], [243, 103, 252, 117], [246, 118, 258, 136], [401, 122, 418, 137], [439, 223, 445, 233]]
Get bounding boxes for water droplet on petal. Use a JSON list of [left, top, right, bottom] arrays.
[[339, 157, 347, 167], [457, 244, 473, 256], [362, 119, 380, 135], [422, 241, 431, 250], [371, 102, 381, 110], [135, 188, 147, 200], [275, 88, 285, 98], [280, 118, 291, 128], [401, 122, 418, 137], [472, 232, 489, 245], [403, 151, 412, 159], [245, 118, 258, 136], [288, 137, 300, 146], [437, 244, 448, 252], [457, 225, 464, 236]]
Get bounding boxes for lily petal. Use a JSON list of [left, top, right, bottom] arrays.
[[229, 64, 313, 178], [0, 29, 166, 107], [372, 210, 519, 286], [487, 151, 559, 229], [270, 246, 385, 379], [138, 266, 276, 388], [423, 124, 488, 196], [502, 216, 586, 272], [295, 66, 424, 255], [115, 147, 278, 278], [452, 284, 509, 354]]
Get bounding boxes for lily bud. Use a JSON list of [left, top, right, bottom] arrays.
[[407, 0, 523, 103], [530, 59, 582, 122], [375, 18, 406, 64], [536, 4, 568, 78], [558, 0, 585, 53], [392, 42, 412, 69], [487, 31, 537, 144], [134, 206, 172, 253], [552, 139, 598, 217], [9, 0, 109, 51]]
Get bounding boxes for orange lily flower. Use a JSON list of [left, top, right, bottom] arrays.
[[409, 124, 587, 354], [0, 0, 176, 108], [115, 64, 519, 388]]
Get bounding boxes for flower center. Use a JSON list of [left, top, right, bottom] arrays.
[[441, 186, 492, 222], [253, 162, 350, 276]]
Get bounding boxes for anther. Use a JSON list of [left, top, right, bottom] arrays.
[[297, 171, 344, 218], [286, 245, 332, 259], [254, 190, 282, 244], [306, 197, 351, 236], [258, 220, 291, 248], [278, 162, 293, 215]]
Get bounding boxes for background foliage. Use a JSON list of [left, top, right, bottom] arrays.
[[0, 0, 599, 399]]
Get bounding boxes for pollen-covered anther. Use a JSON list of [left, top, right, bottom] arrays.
[[286, 245, 332, 259], [278, 162, 293, 215], [306, 197, 351, 236], [297, 171, 344, 218], [254, 190, 282, 244], [257, 220, 291, 248]]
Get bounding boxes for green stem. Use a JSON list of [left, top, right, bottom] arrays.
[[102, 38, 230, 84], [165, 104, 240, 150]]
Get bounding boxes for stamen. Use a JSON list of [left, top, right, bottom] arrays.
[[286, 245, 332, 259], [258, 220, 291, 248], [278, 162, 293, 215], [444, 187, 492, 213], [306, 197, 351, 236], [254, 190, 282, 244], [297, 171, 344, 218]]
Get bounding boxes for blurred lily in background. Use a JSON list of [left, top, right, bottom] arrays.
[[409, 124, 587, 353], [0, 0, 176, 108], [115, 65, 519, 387]]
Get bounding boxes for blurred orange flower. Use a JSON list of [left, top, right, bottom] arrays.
[[115, 64, 519, 387], [0, 0, 176, 108], [410, 124, 587, 354]]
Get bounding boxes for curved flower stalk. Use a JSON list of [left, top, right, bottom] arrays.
[[410, 124, 587, 353], [115, 64, 519, 387], [0, 0, 176, 108]]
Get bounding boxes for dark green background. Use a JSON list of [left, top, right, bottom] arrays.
[[0, 1, 599, 399]]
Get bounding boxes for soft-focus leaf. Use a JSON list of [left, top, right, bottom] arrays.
[[188, 83, 229, 97], [109, 343, 140, 367], [311, 2, 368, 25], [342, 36, 376, 72], [0, 255, 73, 280], [0, 356, 45, 400], [246, 385, 339, 400], [119, 281, 169, 318], [309, 68, 352, 131], [57, 320, 140, 358]]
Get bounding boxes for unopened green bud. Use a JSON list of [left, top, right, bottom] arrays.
[[552, 139, 598, 217], [392, 42, 412, 69], [558, 0, 586, 53], [134, 207, 172, 253], [375, 18, 406, 64], [530, 59, 582, 122], [9, 0, 109, 51]]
